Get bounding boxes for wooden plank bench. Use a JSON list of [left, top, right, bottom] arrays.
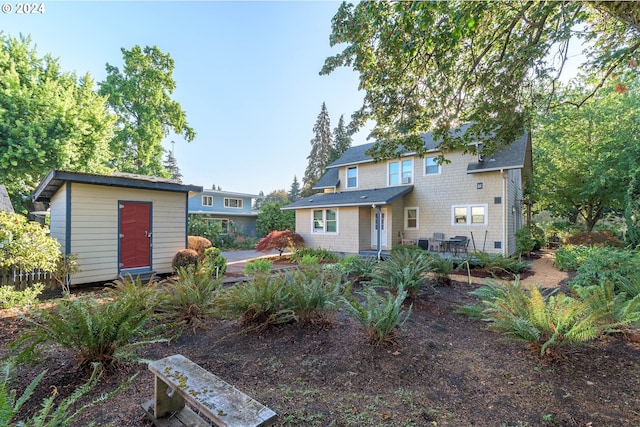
[[141, 354, 278, 427]]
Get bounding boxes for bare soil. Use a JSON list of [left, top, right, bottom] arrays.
[[2, 250, 639, 427]]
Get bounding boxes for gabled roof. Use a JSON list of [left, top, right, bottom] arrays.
[[0, 185, 14, 213], [466, 132, 531, 174], [312, 168, 340, 190], [282, 185, 413, 210], [33, 170, 203, 202]]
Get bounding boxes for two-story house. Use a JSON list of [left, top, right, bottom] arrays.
[[188, 189, 264, 237], [283, 129, 532, 256]]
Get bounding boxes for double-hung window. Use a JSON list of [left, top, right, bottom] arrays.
[[346, 166, 358, 188], [425, 156, 441, 175], [312, 209, 338, 233], [452, 204, 487, 226], [405, 207, 419, 230], [388, 159, 413, 186], [202, 195, 213, 206], [224, 198, 243, 209]]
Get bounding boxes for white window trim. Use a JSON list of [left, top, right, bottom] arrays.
[[451, 203, 488, 226], [311, 208, 339, 234], [224, 197, 243, 209], [202, 195, 213, 207], [346, 166, 358, 189], [204, 217, 229, 234], [424, 156, 442, 176], [387, 158, 414, 186], [404, 207, 419, 230]]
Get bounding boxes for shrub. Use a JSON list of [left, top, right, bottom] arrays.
[[368, 248, 431, 297], [553, 245, 591, 271], [187, 216, 224, 247], [471, 252, 529, 276], [342, 285, 412, 345], [463, 279, 607, 360], [188, 235, 213, 258], [298, 254, 319, 267], [338, 255, 378, 280], [243, 258, 273, 276], [157, 265, 222, 335], [51, 254, 81, 296], [203, 246, 227, 277], [172, 249, 199, 271], [255, 230, 304, 256], [564, 231, 625, 247], [425, 253, 453, 286], [0, 283, 44, 310], [515, 227, 536, 256], [390, 244, 425, 256], [0, 211, 61, 272], [290, 247, 338, 263], [106, 274, 160, 311], [287, 269, 344, 325]]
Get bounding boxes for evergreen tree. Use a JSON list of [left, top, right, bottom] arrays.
[[302, 102, 332, 195], [163, 148, 182, 182], [288, 175, 301, 202], [253, 191, 265, 210], [328, 115, 352, 164], [625, 168, 640, 247]]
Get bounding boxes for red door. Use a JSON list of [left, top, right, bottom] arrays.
[[119, 202, 151, 270]]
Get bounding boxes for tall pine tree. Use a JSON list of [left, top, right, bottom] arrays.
[[302, 102, 332, 196], [163, 146, 182, 182], [328, 114, 352, 164], [288, 175, 301, 202]]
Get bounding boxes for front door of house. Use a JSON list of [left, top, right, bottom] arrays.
[[119, 201, 152, 271], [371, 207, 388, 248]]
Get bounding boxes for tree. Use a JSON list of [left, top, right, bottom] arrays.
[[255, 230, 304, 256], [265, 189, 289, 205], [322, 2, 640, 159], [534, 75, 640, 232], [163, 149, 182, 182], [328, 115, 353, 164], [302, 102, 333, 195], [255, 202, 295, 237], [0, 35, 116, 212], [99, 45, 195, 177], [625, 168, 640, 247], [288, 175, 301, 202]]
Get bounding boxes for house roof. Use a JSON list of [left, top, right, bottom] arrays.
[[0, 185, 14, 213], [282, 185, 413, 210], [466, 132, 531, 174], [196, 189, 264, 199], [312, 168, 340, 190], [33, 170, 203, 202]]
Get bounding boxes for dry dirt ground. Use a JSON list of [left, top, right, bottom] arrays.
[[2, 250, 639, 427]]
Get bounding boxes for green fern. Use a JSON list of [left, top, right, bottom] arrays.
[[287, 269, 344, 325], [367, 248, 431, 296], [106, 274, 160, 311]]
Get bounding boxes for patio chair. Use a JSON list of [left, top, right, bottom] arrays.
[[431, 232, 444, 252], [451, 236, 469, 256]]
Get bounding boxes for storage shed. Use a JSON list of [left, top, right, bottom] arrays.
[[33, 170, 202, 285]]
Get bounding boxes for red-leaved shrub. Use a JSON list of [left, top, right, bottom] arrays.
[[255, 230, 304, 256], [563, 231, 625, 247], [188, 236, 213, 258]]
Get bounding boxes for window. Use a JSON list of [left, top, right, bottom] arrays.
[[204, 218, 229, 234], [202, 195, 213, 206], [405, 207, 419, 229], [425, 157, 441, 175], [347, 166, 358, 188], [224, 198, 243, 209], [312, 209, 338, 233], [451, 204, 488, 226], [388, 159, 413, 186]]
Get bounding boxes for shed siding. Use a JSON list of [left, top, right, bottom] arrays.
[[49, 184, 68, 253], [68, 183, 187, 284]]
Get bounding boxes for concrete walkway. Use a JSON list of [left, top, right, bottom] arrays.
[[221, 249, 289, 275]]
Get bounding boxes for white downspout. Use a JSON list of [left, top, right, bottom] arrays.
[[501, 169, 507, 256]]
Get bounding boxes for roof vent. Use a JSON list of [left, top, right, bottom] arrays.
[[360, 195, 367, 199]]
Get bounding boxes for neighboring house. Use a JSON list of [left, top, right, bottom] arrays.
[[0, 185, 13, 213], [33, 170, 202, 285], [283, 128, 532, 257], [188, 189, 264, 237]]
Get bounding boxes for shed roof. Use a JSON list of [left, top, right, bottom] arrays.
[[282, 185, 413, 210], [33, 170, 203, 202]]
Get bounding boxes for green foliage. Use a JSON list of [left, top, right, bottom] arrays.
[[0, 212, 61, 271], [157, 265, 222, 335], [342, 285, 412, 345], [187, 216, 225, 247], [328, 114, 353, 164], [298, 254, 319, 267], [287, 269, 344, 325], [553, 245, 591, 271], [98, 45, 195, 176], [0, 34, 115, 212], [51, 254, 81, 296], [322, 2, 638, 161], [290, 247, 338, 263], [106, 274, 160, 311], [255, 230, 304, 256], [0, 283, 44, 310], [625, 167, 640, 247], [255, 201, 295, 237], [0, 361, 105, 427], [390, 244, 425, 256], [338, 255, 379, 280], [243, 258, 273, 276], [14, 294, 158, 368], [203, 247, 227, 277], [302, 102, 333, 195], [465, 279, 607, 359], [368, 248, 431, 297], [471, 252, 529, 276], [171, 249, 199, 271], [424, 253, 453, 287], [515, 227, 536, 257]]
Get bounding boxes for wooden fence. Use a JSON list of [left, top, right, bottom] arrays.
[[0, 268, 56, 290]]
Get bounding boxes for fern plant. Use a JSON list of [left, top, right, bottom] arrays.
[[342, 285, 412, 345], [367, 248, 431, 297], [287, 269, 344, 325], [14, 294, 159, 368], [464, 279, 607, 359], [243, 258, 273, 276], [156, 265, 222, 335], [425, 253, 453, 286], [106, 274, 160, 311], [338, 255, 378, 280]]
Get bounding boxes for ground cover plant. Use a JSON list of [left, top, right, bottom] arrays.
[[0, 249, 638, 426]]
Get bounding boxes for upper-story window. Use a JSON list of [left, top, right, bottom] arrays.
[[202, 195, 213, 206], [347, 166, 358, 188], [425, 156, 441, 175], [224, 198, 243, 209], [388, 159, 413, 186]]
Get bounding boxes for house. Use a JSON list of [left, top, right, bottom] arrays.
[[188, 189, 264, 237], [33, 170, 202, 285], [0, 185, 13, 213], [283, 129, 532, 257]]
